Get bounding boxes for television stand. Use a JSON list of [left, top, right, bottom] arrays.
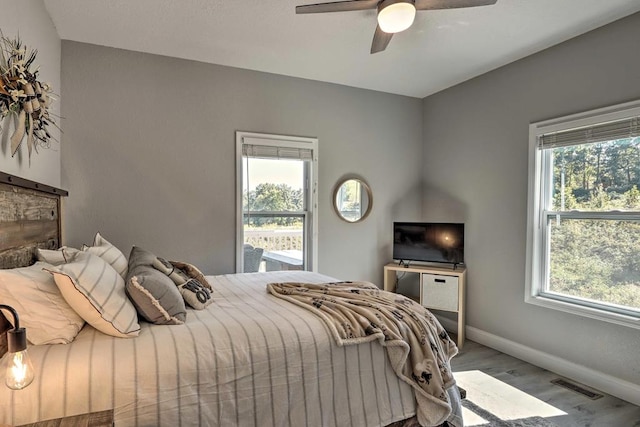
[[383, 262, 466, 348]]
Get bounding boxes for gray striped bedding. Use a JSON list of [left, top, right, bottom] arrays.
[[0, 271, 462, 426]]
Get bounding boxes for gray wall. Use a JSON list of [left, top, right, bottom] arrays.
[[60, 41, 423, 282], [421, 13, 640, 386], [0, 0, 61, 187]]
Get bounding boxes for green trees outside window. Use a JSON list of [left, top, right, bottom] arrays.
[[243, 183, 304, 227], [547, 137, 640, 312]]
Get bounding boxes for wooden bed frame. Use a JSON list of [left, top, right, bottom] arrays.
[[0, 172, 67, 357]]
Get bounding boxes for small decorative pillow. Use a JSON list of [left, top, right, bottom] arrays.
[[125, 246, 186, 325], [153, 258, 213, 310], [0, 262, 85, 345], [43, 249, 140, 338], [169, 260, 213, 290], [179, 278, 212, 310], [82, 232, 128, 279]]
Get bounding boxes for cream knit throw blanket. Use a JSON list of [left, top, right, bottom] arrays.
[[267, 281, 459, 427]]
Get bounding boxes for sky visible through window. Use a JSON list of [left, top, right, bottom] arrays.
[[243, 158, 303, 192]]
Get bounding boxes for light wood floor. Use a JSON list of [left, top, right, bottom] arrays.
[[450, 340, 640, 427]]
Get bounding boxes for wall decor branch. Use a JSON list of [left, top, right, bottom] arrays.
[[0, 32, 58, 161]]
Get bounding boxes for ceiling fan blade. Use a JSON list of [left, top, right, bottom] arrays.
[[371, 25, 393, 54], [296, 0, 378, 14], [415, 0, 497, 11]]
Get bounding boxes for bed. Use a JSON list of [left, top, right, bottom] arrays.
[[0, 174, 462, 427]]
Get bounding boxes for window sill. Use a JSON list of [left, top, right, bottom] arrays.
[[525, 294, 640, 330]]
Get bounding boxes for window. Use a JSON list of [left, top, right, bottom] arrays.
[[526, 100, 640, 328], [235, 132, 318, 273]]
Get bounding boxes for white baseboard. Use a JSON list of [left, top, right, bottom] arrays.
[[437, 317, 640, 407]]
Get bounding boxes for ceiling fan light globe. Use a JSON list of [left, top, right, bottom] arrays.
[[377, 1, 416, 33]]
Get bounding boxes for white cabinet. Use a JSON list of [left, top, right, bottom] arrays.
[[421, 273, 459, 312], [383, 263, 466, 348]]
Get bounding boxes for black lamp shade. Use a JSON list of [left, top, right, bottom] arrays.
[[7, 327, 28, 353]]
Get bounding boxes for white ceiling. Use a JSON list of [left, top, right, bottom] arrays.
[[43, 0, 640, 98]]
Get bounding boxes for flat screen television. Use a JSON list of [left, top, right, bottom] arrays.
[[393, 222, 464, 267]]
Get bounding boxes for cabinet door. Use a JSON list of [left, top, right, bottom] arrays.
[[421, 274, 459, 311]]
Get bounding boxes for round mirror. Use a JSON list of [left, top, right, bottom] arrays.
[[333, 178, 373, 223]]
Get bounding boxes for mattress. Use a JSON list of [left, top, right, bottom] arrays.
[[0, 271, 461, 426]]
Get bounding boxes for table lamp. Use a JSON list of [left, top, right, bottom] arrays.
[[0, 304, 35, 390]]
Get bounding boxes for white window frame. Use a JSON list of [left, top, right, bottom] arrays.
[[235, 131, 319, 273], [526, 99, 640, 329]]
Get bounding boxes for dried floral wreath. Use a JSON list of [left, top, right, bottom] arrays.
[[0, 33, 57, 160]]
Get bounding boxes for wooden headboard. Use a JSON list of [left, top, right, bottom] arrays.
[[0, 172, 68, 356]]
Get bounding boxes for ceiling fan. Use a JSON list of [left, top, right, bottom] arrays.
[[296, 0, 498, 54]]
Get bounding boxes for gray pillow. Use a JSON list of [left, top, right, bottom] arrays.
[[125, 246, 186, 325]]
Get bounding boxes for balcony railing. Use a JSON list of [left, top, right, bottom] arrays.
[[244, 230, 303, 251], [243, 212, 304, 251]]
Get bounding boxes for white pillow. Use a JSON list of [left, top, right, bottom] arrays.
[[0, 262, 85, 345], [35, 246, 76, 265], [43, 249, 140, 338], [82, 232, 128, 278]]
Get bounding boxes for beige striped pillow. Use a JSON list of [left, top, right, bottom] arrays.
[[43, 249, 140, 338], [82, 232, 128, 278]]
